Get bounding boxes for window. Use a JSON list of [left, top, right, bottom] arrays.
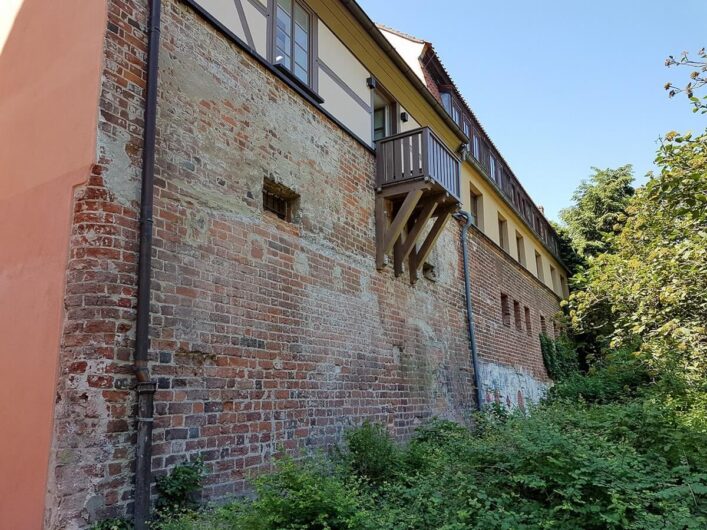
[[472, 134, 480, 160], [513, 300, 522, 331], [501, 294, 511, 327], [515, 231, 526, 267], [535, 251, 544, 281], [463, 121, 470, 138], [469, 184, 484, 230], [560, 275, 568, 298], [497, 213, 509, 252], [452, 104, 461, 125], [373, 89, 395, 141], [540, 315, 547, 335], [274, 0, 312, 85], [263, 178, 299, 222], [489, 155, 497, 183], [524, 306, 532, 336], [440, 92, 452, 113], [550, 265, 560, 293]]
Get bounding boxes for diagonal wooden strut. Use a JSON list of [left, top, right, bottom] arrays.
[[409, 205, 455, 284], [376, 185, 425, 270], [398, 195, 441, 263]]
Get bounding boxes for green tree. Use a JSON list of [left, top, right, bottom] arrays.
[[559, 165, 635, 260], [551, 221, 585, 277], [568, 131, 707, 380]]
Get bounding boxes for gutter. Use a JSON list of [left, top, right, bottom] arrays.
[[454, 211, 483, 410], [339, 0, 469, 145], [133, 0, 161, 528]]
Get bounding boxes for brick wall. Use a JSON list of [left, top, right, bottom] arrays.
[[466, 227, 559, 407], [44, 0, 559, 527]]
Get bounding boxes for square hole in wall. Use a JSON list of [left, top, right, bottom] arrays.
[[262, 178, 300, 222]]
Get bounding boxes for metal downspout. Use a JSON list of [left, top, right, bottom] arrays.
[[134, 0, 161, 528], [455, 211, 483, 410]]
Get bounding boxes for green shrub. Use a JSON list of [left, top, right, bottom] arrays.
[[227, 456, 373, 530], [341, 421, 398, 484], [151, 459, 204, 528], [540, 333, 580, 381], [549, 347, 651, 403]]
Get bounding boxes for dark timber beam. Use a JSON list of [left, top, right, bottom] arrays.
[[398, 195, 440, 263], [382, 188, 423, 255], [414, 206, 455, 271]]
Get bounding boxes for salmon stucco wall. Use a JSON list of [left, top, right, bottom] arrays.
[[0, 1, 107, 528]]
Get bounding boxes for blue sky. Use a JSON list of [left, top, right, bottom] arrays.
[[359, 0, 706, 221]]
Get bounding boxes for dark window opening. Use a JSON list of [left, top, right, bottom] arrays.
[[263, 179, 299, 222], [501, 294, 511, 327], [469, 185, 484, 230], [540, 315, 547, 335], [524, 306, 532, 336], [513, 300, 522, 331], [516, 231, 526, 267], [498, 213, 509, 252]]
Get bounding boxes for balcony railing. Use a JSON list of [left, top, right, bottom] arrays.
[[376, 127, 461, 201]]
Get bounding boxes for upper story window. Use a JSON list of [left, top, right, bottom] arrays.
[[452, 104, 461, 125], [498, 212, 509, 252], [489, 155, 497, 184], [274, 0, 312, 85], [463, 121, 470, 138], [472, 134, 480, 160], [373, 87, 396, 142], [440, 92, 452, 113], [469, 185, 484, 230]]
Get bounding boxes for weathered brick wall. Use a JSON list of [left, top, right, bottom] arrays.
[[45, 0, 482, 527], [466, 227, 560, 407], [45, 0, 561, 526]]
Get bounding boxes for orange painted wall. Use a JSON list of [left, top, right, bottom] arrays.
[[0, 1, 107, 528]]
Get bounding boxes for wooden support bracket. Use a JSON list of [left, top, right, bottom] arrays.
[[376, 183, 457, 284]]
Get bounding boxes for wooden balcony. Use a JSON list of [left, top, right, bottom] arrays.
[[374, 127, 461, 283], [376, 127, 461, 200]]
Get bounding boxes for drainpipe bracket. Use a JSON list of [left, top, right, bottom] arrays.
[[137, 381, 156, 395]]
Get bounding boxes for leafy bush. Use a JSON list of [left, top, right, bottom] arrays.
[[340, 421, 398, 484], [549, 347, 651, 403], [540, 333, 580, 380], [213, 456, 372, 530], [151, 459, 204, 528]]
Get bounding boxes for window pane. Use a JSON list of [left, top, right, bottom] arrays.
[[277, 0, 292, 15], [440, 92, 451, 112], [294, 4, 309, 47], [374, 107, 386, 141], [275, 1, 292, 68], [294, 64, 307, 83], [294, 45, 308, 70]]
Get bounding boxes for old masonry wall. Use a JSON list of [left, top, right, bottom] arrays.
[[45, 0, 558, 527]]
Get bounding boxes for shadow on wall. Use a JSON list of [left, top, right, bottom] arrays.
[[479, 361, 549, 410], [0, 1, 107, 529]]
